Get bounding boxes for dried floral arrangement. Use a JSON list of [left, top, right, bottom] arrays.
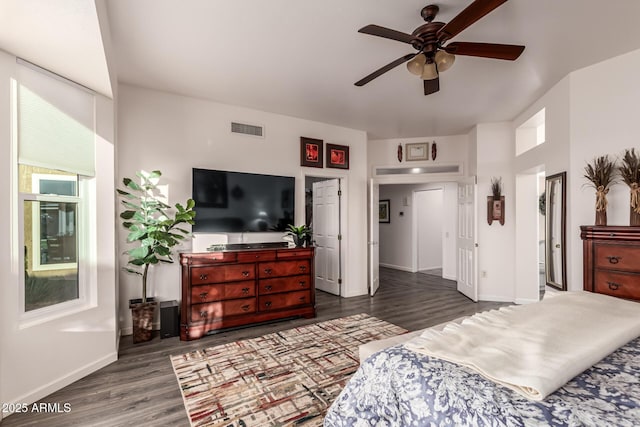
[[491, 177, 502, 199], [584, 155, 616, 213], [619, 148, 640, 214]]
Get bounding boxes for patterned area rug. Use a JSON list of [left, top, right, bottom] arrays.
[[170, 313, 407, 427]]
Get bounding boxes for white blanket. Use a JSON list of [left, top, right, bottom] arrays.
[[405, 291, 640, 401]]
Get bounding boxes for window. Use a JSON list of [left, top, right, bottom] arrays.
[[20, 166, 80, 312], [15, 60, 95, 319]]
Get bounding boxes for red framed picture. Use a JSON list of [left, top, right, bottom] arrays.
[[326, 143, 350, 170], [300, 137, 323, 168]]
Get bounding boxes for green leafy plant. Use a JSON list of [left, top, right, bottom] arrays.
[[117, 170, 196, 302], [490, 177, 502, 199], [286, 224, 311, 247]]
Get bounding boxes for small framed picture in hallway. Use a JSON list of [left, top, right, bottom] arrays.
[[379, 199, 390, 223]]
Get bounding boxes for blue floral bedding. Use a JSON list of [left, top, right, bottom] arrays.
[[324, 337, 640, 426]]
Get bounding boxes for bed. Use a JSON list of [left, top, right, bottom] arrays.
[[324, 292, 640, 426]]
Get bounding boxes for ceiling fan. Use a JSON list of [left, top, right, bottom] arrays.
[[354, 0, 525, 95]]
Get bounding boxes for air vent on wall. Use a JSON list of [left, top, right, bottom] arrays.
[[231, 121, 264, 138]]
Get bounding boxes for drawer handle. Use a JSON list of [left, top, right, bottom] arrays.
[[606, 256, 622, 264], [607, 281, 621, 291], [242, 287, 250, 294], [199, 274, 208, 281], [199, 292, 208, 300], [265, 285, 273, 291], [199, 310, 208, 318], [299, 281, 306, 287], [242, 270, 250, 277], [241, 304, 251, 311], [264, 301, 272, 308], [299, 296, 306, 302], [299, 265, 307, 272], [264, 268, 272, 275]]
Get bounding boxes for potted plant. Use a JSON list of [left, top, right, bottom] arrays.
[[286, 224, 311, 248], [117, 170, 196, 343], [584, 155, 616, 226], [487, 177, 505, 225], [619, 148, 640, 226]]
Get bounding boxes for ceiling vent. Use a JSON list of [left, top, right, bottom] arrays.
[[231, 121, 264, 138]]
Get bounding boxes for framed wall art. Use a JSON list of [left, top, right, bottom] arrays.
[[326, 143, 350, 169], [406, 142, 429, 161], [379, 199, 390, 223], [300, 137, 323, 168]]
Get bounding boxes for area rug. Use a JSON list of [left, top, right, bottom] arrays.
[[170, 313, 407, 427]]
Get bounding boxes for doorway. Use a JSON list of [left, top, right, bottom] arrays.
[[305, 176, 342, 296]]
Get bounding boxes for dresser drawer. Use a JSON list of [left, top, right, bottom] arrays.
[[595, 244, 640, 272], [277, 248, 313, 259], [594, 270, 640, 300], [258, 260, 310, 278], [191, 264, 255, 284], [237, 250, 276, 263], [191, 297, 255, 321], [258, 290, 311, 311], [259, 275, 311, 295], [191, 281, 255, 303]]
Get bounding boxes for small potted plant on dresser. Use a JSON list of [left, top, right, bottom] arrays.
[[584, 155, 616, 226], [117, 170, 196, 343], [286, 224, 312, 247]]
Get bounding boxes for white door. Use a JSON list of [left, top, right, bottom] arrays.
[[369, 179, 380, 296], [457, 178, 478, 301], [313, 179, 341, 295]]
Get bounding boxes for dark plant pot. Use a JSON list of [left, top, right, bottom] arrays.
[[292, 235, 305, 248], [129, 298, 157, 344], [595, 209, 607, 226], [631, 206, 640, 226]]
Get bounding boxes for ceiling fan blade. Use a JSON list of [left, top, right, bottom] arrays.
[[424, 77, 440, 96], [358, 24, 417, 44], [355, 53, 416, 87], [437, 0, 508, 43], [443, 42, 524, 60]]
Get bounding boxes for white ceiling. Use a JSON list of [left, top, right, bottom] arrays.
[[3, 1, 640, 139]]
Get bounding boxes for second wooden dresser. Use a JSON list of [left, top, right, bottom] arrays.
[[179, 247, 315, 340], [581, 226, 640, 301]]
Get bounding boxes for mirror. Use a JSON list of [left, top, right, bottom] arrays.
[[545, 172, 567, 290]]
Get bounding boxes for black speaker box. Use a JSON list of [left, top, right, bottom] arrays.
[[160, 300, 179, 339]]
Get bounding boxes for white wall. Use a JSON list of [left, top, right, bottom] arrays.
[[416, 189, 443, 270], [567, 49, 640, 291], [473, 122, 516, 302], [0, 51, 118, 411], [116, 84, 369, 332], [378, 182, 457, 279]]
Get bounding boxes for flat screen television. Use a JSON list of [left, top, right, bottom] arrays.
[[192, 168, 295, 233]]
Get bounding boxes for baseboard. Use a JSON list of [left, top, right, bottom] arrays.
[[478, 294, 514, 303], [379, 263, 414, 273], [3, 351, 117, 417], [442, 273, 456, 281], [120, 321, 160, 336], [514, 297, 539, 305]]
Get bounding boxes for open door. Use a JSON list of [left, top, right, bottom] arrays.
[[457, 177, 478, 301], [312, 179, 341, 295], [368, 179, 380, 296]]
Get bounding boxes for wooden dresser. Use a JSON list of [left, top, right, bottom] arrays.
[[581, 226, 640, 301], [179, 247, 315, 340]]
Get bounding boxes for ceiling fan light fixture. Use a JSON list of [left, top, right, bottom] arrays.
[[435, 50, 455, 72], [406, 53, 426, 76], [420, 61, 438, 80]]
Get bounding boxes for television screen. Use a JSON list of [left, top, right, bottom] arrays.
[[192, 168, 295, 232]]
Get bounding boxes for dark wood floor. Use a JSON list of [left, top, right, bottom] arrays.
[[3, 268, 508, 426]]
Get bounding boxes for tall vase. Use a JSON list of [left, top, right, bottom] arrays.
[[631, 205, 640, 226], [595, 209, 607, 226]]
